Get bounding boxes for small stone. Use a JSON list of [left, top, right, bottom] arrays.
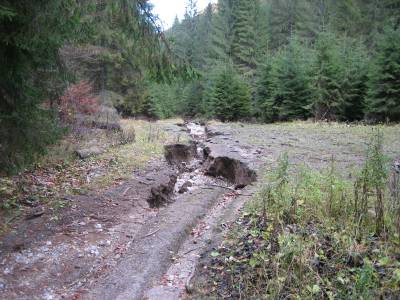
[[86, 246, 100, 256], [178, 181, 193, 194], [99, 240, 111, 247]]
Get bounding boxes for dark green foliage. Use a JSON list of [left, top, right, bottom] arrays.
[[0, 1, 81, 173], [208, 0, 235, 64], [231, 0, 258, 75], [183, 81, 205, 117], [147, 82, 185, 119], [212, 67, 251, 122], [0, 0, 188, 173], [339, 39, 369, 121], [255, 58, 276, 122], [365, 28, 400, 122], [268, 0, 315, 48], [312, 32, 343, 120], [273, 39, 312, 121], [164, 0, 400, 123], [257, 39, 312, 122]]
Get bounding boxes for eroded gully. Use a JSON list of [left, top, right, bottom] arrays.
[[83, 121, 260, 300]]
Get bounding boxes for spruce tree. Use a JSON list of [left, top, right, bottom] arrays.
[[268, 0, 315, 49], [194, 3, 214, 71], [339, 39, 368, 121], [212, 66, 251, 122], [208, 0, 235, 64], [366, 28, 400, 122], [231, 0, 258, 75], [256, 57, 276, 122], [312, 32, 343, 120], [0, 1, 82, 172], [274, 39, 312, 121]]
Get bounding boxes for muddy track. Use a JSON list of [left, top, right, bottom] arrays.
[[84, 122, 259, 300], [0, 122, 262, 300]]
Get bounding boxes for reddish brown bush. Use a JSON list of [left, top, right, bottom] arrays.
[[59, 81, 99, 123]]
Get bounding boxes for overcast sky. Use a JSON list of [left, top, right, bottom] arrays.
[[149, 0, 217, 29]]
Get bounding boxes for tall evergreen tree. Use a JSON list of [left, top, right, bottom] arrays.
[[256, 57, 276, 122], [209, 0, 235, 64], [312, 32, 343, 120], [268, 0, 315, 49], [331, 0, 363, 36], [365, 28, 400, 122], [194, 3, 214, 71], [0, 1, 82, 172], [274, 38, 312, 121], [212, 66, 251, 122], [181, 0, 199, 66], [231, 0, 259, 75], [339, 38, 369, 121]]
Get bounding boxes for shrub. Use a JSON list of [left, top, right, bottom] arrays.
[[59, 81, 99, 124]]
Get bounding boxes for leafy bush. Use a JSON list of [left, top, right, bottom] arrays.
[[59, 81, 99, 124]]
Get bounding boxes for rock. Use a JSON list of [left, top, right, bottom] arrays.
[[20, 196, 39, 207], [76, 147, 103, 159], [0, 280, 5, 291], [394, 159, 400, 173], [147, 174, 177, 208], [347, 252, 364, 267], [86, 245, 100, 256], [25, 206, 45, 220], [164, 143, 196, 165], [179, 181, 193, 194]]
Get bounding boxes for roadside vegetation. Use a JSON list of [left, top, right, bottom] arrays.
[[196, 129, 400, 299], [0, 119, 181, 234]]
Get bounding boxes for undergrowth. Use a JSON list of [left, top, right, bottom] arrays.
[[199, 130, 400, 299]]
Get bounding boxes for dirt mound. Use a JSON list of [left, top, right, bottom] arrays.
[[147, 174, 177, 208], [164, 143, 196, 165], [203, 147, 257, 188]]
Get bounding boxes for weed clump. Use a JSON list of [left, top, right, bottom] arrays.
[[198, 130, 400, 299]]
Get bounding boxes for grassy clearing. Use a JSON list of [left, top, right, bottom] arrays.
[[87, 119, 182, 188], [198, 129, 400, 299]]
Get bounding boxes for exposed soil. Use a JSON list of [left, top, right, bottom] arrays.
[[2, 121, 399, 300], [0, 121, 261, 300]]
